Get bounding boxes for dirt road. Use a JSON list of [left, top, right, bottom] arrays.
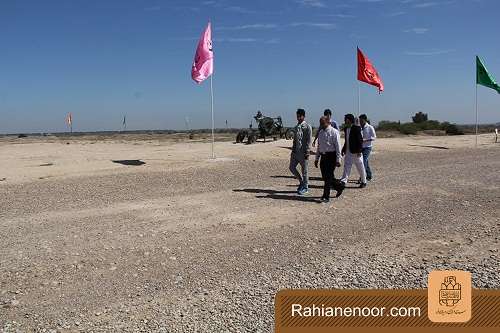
[[1, 134, 499, 332]]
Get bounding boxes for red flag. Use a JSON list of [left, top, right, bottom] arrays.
[[357, 47, 384, 93]]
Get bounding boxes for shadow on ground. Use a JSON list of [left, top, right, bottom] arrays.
[[235, 175, 364, 202], [112, 160, 146, 166], [285, 183, 361, 190], [271, 175, 323, 181], [233, 188, 321, 203], [408, 144, 449, 150], [272, 175, 359, 186], [233, 188, 296, 195]]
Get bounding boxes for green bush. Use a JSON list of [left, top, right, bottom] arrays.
[[443, 123, 464, 135], [377, 120, 401, 131], [440, 121, 451, 130], [417, 120, 441, 131], [400, 123, 418, 135], [378, 116, 465, 136]]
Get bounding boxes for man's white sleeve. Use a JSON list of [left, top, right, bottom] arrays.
[[334, 130, 341, 163]]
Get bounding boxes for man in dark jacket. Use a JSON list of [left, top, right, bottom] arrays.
[[340, 114, 367, 188]]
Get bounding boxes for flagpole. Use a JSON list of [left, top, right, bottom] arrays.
[[475, 83, 478, 148], [358, 81, 361, 115], [210, 74, 215, 159], [474, 81, 479, 199]]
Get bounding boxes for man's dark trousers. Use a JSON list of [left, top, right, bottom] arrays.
[[320, 151, 336, 199]]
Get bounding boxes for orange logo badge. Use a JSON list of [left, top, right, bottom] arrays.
[[428, 270, 472, 323]]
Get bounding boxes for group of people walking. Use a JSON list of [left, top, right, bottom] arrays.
[[289, 108, 376, 203]]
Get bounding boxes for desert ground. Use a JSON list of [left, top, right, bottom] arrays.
[[0, 133, 499, 332]]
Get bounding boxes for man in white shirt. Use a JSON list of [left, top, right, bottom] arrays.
[[314, 116, 341, 202], [359, 114, 376, 181]]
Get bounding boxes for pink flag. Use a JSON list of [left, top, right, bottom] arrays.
[[191, 22, 213, 84]]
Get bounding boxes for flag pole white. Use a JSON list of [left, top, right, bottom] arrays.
[[210, 74, 215, 159], [357, 45, 360, 116], [358, 81, 361, 115], [475, 83, 478, 148], [474, 78, 479, 199]]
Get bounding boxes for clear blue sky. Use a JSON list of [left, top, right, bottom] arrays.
[[1, 0, 499, 133]]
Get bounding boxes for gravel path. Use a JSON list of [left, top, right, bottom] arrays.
[[1, 143, 499, 332]]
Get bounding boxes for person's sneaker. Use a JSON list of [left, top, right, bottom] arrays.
[[321, 197, 330, 203], [298, 188, 309, 196], [296, 185, 303, 194], [367, 176, 372, 181], [359, 182, 367, 188], [335, 182, 346, 198]]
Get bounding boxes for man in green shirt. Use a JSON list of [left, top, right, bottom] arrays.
[[289, 108, 312, 196]]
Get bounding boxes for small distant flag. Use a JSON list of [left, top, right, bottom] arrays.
[[122, 115, 127, 131], [476, 56, 500, 94], [191, 22, 214, 84], [357, 47, 384, 93], [66, 112, 73, 133]]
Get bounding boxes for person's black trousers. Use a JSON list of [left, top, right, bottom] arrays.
[[319, 152, 336, 199]]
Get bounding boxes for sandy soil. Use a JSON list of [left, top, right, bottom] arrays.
[[0, 133, 494, 184], [0, 134, 499, 332]]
